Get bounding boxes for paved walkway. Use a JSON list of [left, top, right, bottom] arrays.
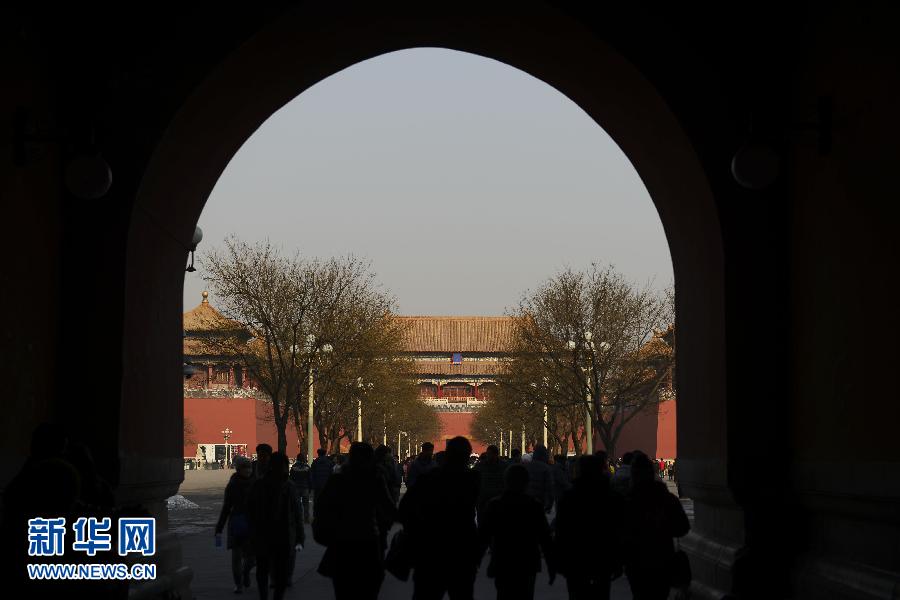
[[170, 469, 688, 599]]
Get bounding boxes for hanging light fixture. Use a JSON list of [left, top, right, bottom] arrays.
[[186, 226, 203, 272]]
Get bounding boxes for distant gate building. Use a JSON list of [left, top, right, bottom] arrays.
[[183, 295, 675, 461], [395, 316, 515, 455], [394, 316, 676, 458]]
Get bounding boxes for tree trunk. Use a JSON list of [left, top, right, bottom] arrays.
[[275, 420, 288, 455], [571, 429, 582, 455], [290, 405, 305, 458], [273, 399, 289, 454]]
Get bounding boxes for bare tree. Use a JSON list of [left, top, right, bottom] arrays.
[[200, 237, 400, 454], [309, 316, 441, 452], [489, 264, 674, 459]]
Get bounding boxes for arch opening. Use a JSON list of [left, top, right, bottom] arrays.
[[122, 10, 729, 598]]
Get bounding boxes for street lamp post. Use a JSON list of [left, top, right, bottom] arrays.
[[356, 378, 373, 443], [543, 401, 549, 448], [584, 380, 594, 455], [532, 379, 550, 449], [574, 332, 611, 456], [569, 333, 606, 456], [308, 367, 316, 461], [300, 335, 332, 465], [221, 427, 233, 468]]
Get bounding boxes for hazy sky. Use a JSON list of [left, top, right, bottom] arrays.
[[184, 48, 672, 315]]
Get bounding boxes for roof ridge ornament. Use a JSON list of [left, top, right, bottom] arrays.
[[202, 291, 209, 304]]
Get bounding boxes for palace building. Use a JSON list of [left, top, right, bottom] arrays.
[[182, 293, 676, 462], [182, 292, 309, 465], [395, 316, 516, 455]]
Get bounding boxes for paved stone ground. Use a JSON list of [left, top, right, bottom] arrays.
[[170, 469, 691, 599]]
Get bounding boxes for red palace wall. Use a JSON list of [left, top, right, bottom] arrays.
[[590, 399, 678, 460], [434, 412, 486, 455], [185, 397, 676, 460], [429, 400, 677, 460], [655, 399, 677, 459], [184, 397, 319, 459]]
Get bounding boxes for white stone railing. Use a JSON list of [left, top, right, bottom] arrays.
[[183, 387, 267, 399], [424, 399, 486, 412]]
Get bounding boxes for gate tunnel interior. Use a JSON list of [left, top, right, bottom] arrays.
[[2, 3, 899, 599]]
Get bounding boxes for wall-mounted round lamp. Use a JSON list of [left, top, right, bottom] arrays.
[[64, 154, 112, 199], [731, 142, 781, 190]]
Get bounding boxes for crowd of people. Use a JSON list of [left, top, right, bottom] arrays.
[[214, 438, 689, 600]]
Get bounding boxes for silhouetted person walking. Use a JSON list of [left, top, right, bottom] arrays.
[[555, 454, 624, 600], [286, 453, 312, 586], [1, 423, 83, 600], [611, 451, 635, 496], [216, 456, 257, 593], [310, 447, 333, 518], [551, 454, 572, 509], [478, 464, 555, 600], [289, 453, 311, 523], [252, 443, 273, 479], [474, 445, 505, 521], [406, 441, 435, 489], [524, 444, 554, 512], [247, 452, 304, 600], [622, 454, 690, 600], [400, 436, 480, 600], [314, 442, 396, 600], [375, 444, 402, 505]]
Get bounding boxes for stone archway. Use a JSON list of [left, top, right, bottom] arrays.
[[122, 5, 730, 597]]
